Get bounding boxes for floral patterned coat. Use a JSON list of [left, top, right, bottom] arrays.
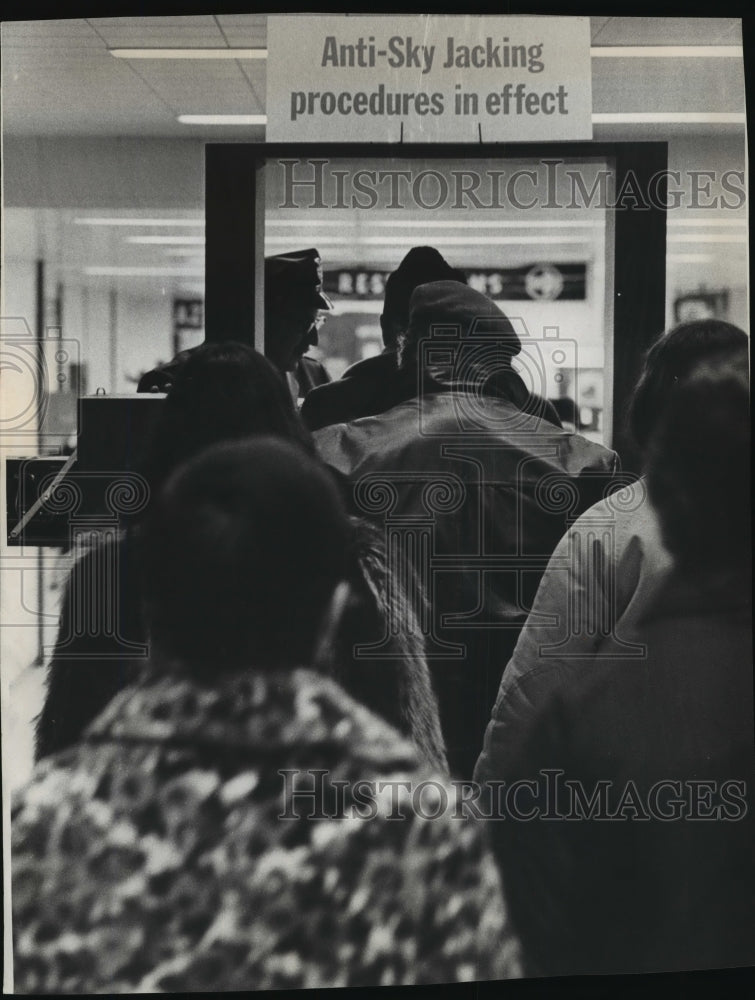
[[12, 666, 521, 992]]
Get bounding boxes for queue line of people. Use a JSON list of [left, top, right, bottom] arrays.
[[11, 243, 753, 990]]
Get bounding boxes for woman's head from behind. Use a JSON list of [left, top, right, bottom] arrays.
[[647, 353, 750, 577], [140, 341, 314, 497], [141, 436, 352, 675], [629, 319, 748, 452]]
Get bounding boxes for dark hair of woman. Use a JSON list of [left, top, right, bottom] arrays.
[[138, 340, 316, 505], [647, 353, 750, 575], [628, 319, 748, 451]]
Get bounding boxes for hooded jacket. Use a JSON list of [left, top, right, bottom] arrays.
[[314, 282, 620, 778]]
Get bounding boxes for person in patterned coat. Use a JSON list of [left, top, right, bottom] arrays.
[[12, 437, 521, 992]]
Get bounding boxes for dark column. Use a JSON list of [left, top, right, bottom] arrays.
[[204, 144, 261, 346], [612, 142, 668, 474]]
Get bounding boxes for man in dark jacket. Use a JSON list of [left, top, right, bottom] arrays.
[[300, 246, 463, 430], [302, 246, 562, 432], [314, 281, 619, 778], [137, 248, 333, 398]]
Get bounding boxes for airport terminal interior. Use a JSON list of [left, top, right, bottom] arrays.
[[2, 13, 752, 991], [0, 15, 748, 799]]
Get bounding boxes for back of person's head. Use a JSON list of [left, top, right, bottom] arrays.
[[381, 247, 464, 349], [141, 436, 351, 674], [629, 319, 748, 451], [140, 341, 315, 498], [647, 354, 750, 576], [399, 280, 521, 370]]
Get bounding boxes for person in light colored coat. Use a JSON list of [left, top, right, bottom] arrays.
[[475, 319, 749, 787], [479, 357, 753, 977]]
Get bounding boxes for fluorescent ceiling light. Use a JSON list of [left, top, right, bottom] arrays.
[[164, 248, 205, 257], [593, 113, 746, 124], [591, 46, 742, 58], [667, 254, 715, 263], [126, 235, 204, 245], [667, 218, 746, 227], [667, 234, 747, 243], [365, 219, 601, 229], [267, 219, 602, 229], [74, 217, 203, 227], [178, 114, 266, 125], [84, 267, 204, 276], [110, 48, 267, 59], [265, 236, 590, 247]]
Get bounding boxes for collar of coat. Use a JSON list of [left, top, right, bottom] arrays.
[[83, 665, 419, 769], [393, 359, 532, 410]]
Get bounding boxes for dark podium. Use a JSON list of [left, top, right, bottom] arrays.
[[6, 394, 165, 548]]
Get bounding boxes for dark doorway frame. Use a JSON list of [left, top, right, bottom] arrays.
[[205, 141, 667, 471]]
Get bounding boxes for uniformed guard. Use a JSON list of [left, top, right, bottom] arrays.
[[264, 247, 334, 403], [137, 247, 333, 398]]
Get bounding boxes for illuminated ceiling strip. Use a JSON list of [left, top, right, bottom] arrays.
[[265, 236, 590, 246], [591, 46, 742, 58], [74, 218, 203, 226], [73, 218, 745, 231], [127, 235, 204, 245], [84, 267, 204, 276], [667, 254, 716, 262], [164, 248, 205, 257], [667, 218, 747, 226], [268, 219, 602, 229], [177, 115, 266, 125], [109, 48, 267, 59], [667, 234, 747, 243], [593, 113, 745, 124]]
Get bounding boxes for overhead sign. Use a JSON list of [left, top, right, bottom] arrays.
[[324, 264, 586, 301], [266, 15, 592, 143]]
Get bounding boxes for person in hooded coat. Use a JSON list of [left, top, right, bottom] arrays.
[[314, 280, 619, 778]]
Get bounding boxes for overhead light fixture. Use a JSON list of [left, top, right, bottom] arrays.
[[163, 248, 206, 257], [126, 235, 204, 245], [667, 234, 747, 243], [667, 218, 746, 227], [84, 267, 204, 276], [265, 236, 590, 247], [593, 113, 745, 124], [74, 217, 203, 227], [109, 48, 267, 59], [178, 114, 267, 125], [265, 219, 602, 229], [364, 219, 601, 230], [591, 46, 742, 58], [667, 254, 716, 263]]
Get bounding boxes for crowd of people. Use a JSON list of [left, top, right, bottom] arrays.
[[11, 243, 752, 990]]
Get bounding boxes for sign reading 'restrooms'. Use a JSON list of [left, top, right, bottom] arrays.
[[266, 15, 593, 143]]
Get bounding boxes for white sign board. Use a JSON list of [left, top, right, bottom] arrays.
[[266, 15, 593, 143]]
